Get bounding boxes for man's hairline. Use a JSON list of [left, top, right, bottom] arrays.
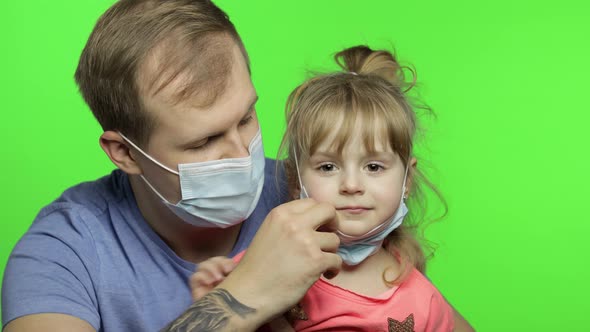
[[133, 35, 251, 147]]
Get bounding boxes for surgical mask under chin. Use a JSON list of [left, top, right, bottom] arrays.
[[335, 199, 408, 265], [294, 151, 409, 265], [120, 130, 265, 228]]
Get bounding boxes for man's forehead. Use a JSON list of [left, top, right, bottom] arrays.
[[136, 33, 235, 110], [143, 44, 254, 114], [142, 44, 256, 146]]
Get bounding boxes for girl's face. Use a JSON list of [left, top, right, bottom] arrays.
[[300, 125, 411, 237]]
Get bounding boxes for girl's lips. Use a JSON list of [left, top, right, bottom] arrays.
[[336, 207, 371, 214]]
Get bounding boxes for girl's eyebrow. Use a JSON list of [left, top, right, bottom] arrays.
[[309, 151, 339, 159], [366, 151, 396, 160], [308, 151, 340, 161], [310, 150, 396, 161]]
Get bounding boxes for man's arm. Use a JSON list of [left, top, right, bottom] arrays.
[[162, 199, 342, 332], [2, 208, 103, 332], [4, 313, 96, 332]]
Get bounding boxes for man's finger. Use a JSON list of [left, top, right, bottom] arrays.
[[321, 252, 343, 279], [302, 201, 338, 230], [281, 197, 319, 213], [314, 231, 340, 253]]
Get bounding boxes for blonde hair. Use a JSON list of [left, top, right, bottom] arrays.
[[278, 45, 446, 284]]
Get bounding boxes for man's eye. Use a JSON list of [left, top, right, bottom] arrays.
[[189, 137, 214, 150], [239, 115, 253, 126], [189, 143, 207, 150]]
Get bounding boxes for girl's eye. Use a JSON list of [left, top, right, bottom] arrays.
[[366, 163, 384, 172], [318, 163, 337, 172]]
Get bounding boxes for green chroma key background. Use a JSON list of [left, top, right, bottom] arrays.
[[1, 1, 588, 330]]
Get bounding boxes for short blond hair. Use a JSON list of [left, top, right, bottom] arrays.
[[75, 0, 247, 145]]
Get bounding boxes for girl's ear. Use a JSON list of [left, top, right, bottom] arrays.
[[404, 157, 418, 198], [291, 183, 303, 200], [99, 131, 143, 175]]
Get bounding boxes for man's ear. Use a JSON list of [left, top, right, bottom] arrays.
[[404, 157, 418, 198], [99, 131, 143, 175]]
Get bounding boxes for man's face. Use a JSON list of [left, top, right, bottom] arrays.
[[133, 42, 259, 204]]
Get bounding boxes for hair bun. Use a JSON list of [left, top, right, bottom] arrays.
[[334, 45, 411, 90]]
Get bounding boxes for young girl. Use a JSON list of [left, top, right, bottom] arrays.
[[191, 45, 455, 332]]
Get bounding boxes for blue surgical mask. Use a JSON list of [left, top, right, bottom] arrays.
[[295, 151, 409, 265], [335, 198, 408, 265], [120, 130, 265, 228]]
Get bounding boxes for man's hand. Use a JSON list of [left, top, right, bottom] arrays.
[[219, 199, 341, 327], [162, 199, 341, 331]]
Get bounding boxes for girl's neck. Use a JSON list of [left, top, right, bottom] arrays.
[[327, 248, 402, 297]]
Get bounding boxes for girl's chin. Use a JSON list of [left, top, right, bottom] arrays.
[[337, 222, 377, 237]]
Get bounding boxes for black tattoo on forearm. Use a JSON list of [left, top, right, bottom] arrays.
[[161, 288, 256, 332]]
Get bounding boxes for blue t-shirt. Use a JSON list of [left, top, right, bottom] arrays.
[[2, 158, 288, 331]]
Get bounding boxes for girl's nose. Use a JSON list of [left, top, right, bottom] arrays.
[[339, 170, 364, 195]]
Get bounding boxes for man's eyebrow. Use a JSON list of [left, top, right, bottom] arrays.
[[245, 95, 259, 116]]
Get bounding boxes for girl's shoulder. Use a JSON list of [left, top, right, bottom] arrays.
[[400, 268, 452, 308], [403, 268, 441, 292], [401, 269, 456, 330]]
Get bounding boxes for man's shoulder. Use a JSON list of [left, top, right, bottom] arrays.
[[27, 169, 135, 243], [2, 169, 179, 331], [42, 169, 129, 218], [261, 158, 289, 204], [8, 168, 143, 285], [263, 157, 282, 176]]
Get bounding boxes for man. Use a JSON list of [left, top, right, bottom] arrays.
[[2, 1, 472, 331], [2, 0, 341, 330]]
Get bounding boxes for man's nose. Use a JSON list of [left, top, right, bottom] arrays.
[[222, 130, 250, 159]]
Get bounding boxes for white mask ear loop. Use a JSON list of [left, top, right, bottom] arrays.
[[400, 153, 413, 200], [293, 149, 309, 198], [401, 165, 409, 201], [118, 132, 179, 175]]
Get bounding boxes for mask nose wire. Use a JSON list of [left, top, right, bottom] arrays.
[[118, 132, 179, 175]]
